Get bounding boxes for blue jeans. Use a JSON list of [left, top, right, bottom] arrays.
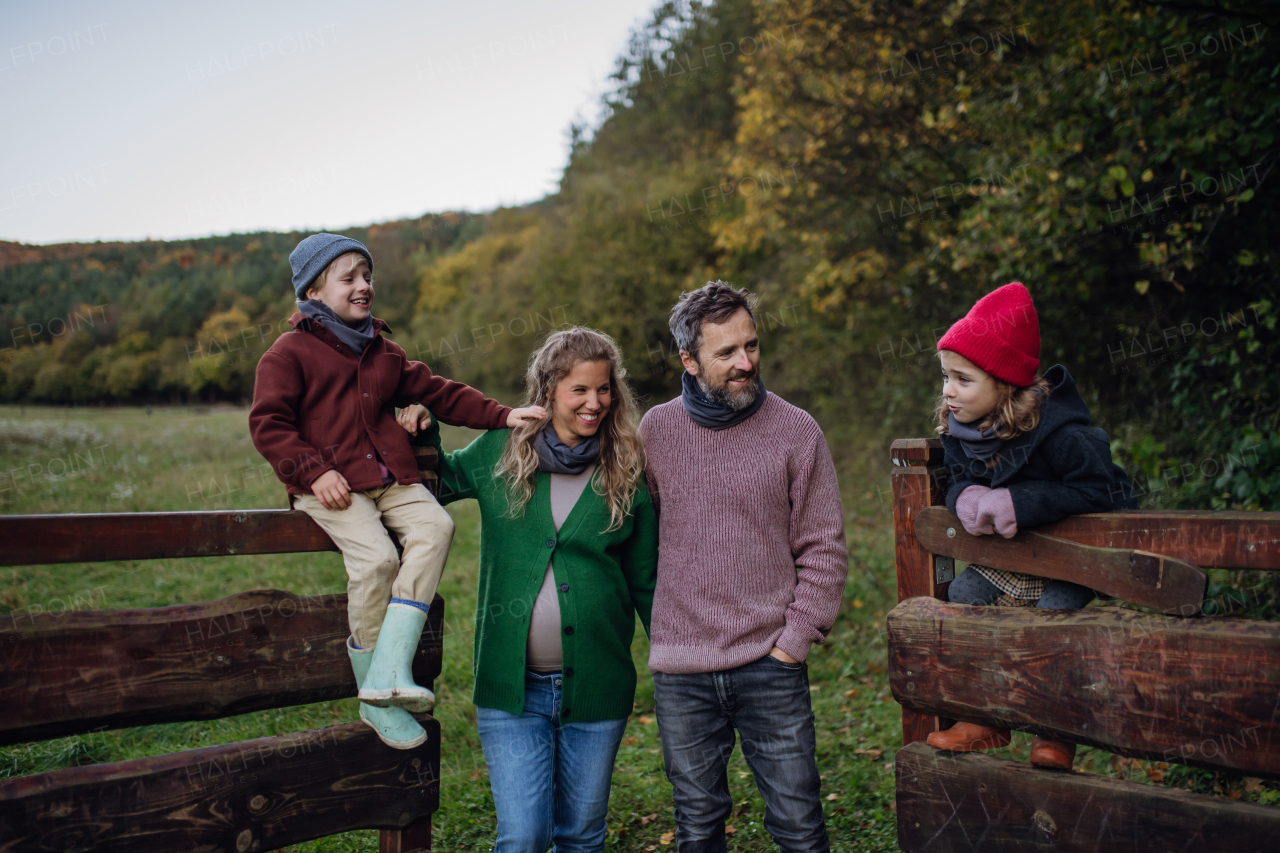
[[653, 655, 829, 853], [476, 670, 628, 853]]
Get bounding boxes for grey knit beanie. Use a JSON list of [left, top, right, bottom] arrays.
[[289, 233, 374, 299]]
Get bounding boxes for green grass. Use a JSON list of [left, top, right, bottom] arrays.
[[1, 405, 1274, 853]]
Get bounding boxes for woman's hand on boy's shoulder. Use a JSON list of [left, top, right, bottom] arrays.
[[397, 404, 431, 435], [507, 406, 547, 428]]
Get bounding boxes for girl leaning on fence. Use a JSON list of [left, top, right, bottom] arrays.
[[925, 282, 1138, 771]]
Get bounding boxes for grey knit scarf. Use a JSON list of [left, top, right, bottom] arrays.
[[680, 370, 767, 431], [534, 426, 601, 474], [948, 412, 1005, 462], [298, 299, 377, 355]]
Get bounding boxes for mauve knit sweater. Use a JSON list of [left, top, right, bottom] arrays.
[[639, 392, 849, 674]]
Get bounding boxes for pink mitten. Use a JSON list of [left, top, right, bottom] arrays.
[[955, 485, 992, 535], [976, 487, 1018, 538]]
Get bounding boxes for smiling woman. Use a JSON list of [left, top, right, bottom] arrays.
[[397, 326, 657, 853]]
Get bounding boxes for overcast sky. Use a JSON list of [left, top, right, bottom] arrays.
[[0, 0, 657, 244]]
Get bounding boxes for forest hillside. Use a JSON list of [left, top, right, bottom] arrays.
[[2, 0, 1276, 517]]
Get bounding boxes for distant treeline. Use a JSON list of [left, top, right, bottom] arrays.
[[2, 0, 1276, 517]]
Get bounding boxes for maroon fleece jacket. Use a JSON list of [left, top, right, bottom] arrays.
[[250, 313, 511, 497]]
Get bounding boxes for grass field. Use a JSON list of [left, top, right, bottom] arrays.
[[1, 404, 1275, 852]]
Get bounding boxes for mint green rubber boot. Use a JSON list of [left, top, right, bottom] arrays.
[[348, 636, 427, 750], [358, 603, 436, 712]]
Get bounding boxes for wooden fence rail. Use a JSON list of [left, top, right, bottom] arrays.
[[889, 596, 1280, 780], [0, 720, 440, 853], [895, 742, 1280, 852], [0, 589, 442, 747], [887, 437, 1280, 853]]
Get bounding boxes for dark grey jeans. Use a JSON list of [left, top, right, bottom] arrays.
[[653, 654, 829, 853]]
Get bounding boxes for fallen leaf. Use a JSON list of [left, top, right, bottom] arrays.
[[844, 688, 859, 698], [883, 762, 894, 771], [660, 831, 675, 846], [725, 825, 737, 835], [738, 771, 750, 779], [853, 599, 863, 608], [1243, 777, 1265, 794], [470, 769, 482, 781], [644, 846, 658, 852], [855, 749, 884, 759], [826, 793, 839, 801], [624, 737, 638, 747], [809, 685, 821, 691], [640, 813, 658, 826], [638, 715, 654, 725], [1228, 789, 1243, 800]]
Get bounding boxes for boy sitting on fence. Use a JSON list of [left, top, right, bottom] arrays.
[[250, 232, 543, 750]]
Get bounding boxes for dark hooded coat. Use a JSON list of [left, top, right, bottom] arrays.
[[942, 365, 1137, 529]]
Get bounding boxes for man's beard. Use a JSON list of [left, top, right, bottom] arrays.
[[698, 369, 762, 411]]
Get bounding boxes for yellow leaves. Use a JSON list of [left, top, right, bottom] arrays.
[[196, 307, 252, 342], [1138, 241, 1169, 266], [659, 832, 675, 846], [415, 224, 538, 315], [1135, 280, 1150, 295]]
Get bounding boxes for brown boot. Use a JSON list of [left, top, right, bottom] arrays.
[[926, 721, 1011, 752], [1029, 736, 1077, 770]]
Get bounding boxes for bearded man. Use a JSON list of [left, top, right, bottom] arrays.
[[638, 281, 849, 853]]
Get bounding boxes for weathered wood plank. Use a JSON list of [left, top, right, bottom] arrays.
[[0, 719, 440, 853], [1042, 510, 1280, 571], [0, 590, 443, 746], [895, 741, 1280, 853], [887, 597, 1280, 779], [890, 438, 953, 746], [0, 511, 338, 567], [915, 506, 1207, 614]]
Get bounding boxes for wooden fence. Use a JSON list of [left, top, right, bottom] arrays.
[[886, 438, 1280, 851], [0, 446, 443, 852]]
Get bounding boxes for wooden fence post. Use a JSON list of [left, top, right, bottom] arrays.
[[890, 438, 952, 746], [381, 815, 432, 853]]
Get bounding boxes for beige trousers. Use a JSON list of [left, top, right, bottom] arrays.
[[295, 482, 454, 649]]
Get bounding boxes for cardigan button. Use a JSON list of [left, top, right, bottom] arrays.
[[563, 625, 574, 636], [559, 583, 569, 593], [367, 454, 373, 458], [565, 667, 574, 677], [546, 539, 555, 549], [562, 708, 571, 717]]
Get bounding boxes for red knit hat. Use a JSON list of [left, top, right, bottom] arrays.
[[937, 282, 1040, 386]]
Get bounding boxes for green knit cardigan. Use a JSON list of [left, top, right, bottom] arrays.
[[429, 425, 657, 722]]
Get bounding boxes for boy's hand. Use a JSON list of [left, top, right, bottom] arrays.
[[507, 406, 547, 428], [397, 404, 431, 435], [312, 469, 353, 511]]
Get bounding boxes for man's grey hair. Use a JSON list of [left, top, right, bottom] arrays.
[[669, 281, 758, 362]]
